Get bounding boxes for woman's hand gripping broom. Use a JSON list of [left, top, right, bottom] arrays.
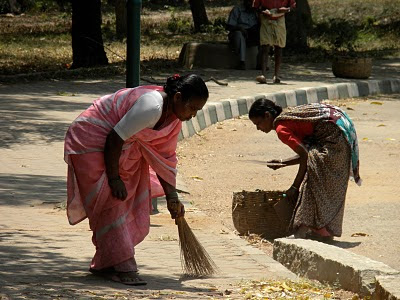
[[167, 193, 218, 277]]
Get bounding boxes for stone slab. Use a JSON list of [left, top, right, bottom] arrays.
[[273, 238, 400, 297], [374, 274, 400, 300]]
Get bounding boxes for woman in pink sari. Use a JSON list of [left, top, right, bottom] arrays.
[[64, 74, 209, 285]]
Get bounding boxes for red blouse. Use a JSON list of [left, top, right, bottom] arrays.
[[275, 120, 314, 151]]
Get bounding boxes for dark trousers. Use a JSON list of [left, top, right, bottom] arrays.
[[228, 25, 260, 62]]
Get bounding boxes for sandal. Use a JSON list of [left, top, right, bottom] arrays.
[[110, 271, 147, 286], [90, 268, 147, 286], [272, 76, 281, 84]]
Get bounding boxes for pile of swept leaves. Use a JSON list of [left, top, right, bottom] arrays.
[[229, 278, 361, 300]]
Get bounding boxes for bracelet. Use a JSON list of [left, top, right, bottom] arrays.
[[291, 185, 299, 191], [108, 176, 120, 184]]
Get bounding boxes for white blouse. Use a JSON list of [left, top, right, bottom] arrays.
[[113, 91, 163, 141]]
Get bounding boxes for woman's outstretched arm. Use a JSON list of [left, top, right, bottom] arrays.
[[104, 129, 127, 200]]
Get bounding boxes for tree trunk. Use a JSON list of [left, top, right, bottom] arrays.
[[115, 0, 127, 39], [71, 0, 108, 69], [188, 0, 209, 32], [285, 0, 312, 51]]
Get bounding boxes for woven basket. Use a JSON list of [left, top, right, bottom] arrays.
[[232, 190, 290, 239], [332, 56, 372, 79]]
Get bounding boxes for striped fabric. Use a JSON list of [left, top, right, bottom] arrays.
[[64, 86, 182, 269]]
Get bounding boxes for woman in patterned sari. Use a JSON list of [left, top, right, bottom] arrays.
[[249, 99, 361, 241], [64, 74, 208, 285]]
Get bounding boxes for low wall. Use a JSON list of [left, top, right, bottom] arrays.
[[178, 42, 259, 70]]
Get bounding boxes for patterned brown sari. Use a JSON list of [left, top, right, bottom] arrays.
[[274, 104, 360, 236]]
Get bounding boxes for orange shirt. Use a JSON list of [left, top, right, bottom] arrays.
[[275, 120, 314, 151]]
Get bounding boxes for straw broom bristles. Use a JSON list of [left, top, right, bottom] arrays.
[[176, 216, 218, 277]]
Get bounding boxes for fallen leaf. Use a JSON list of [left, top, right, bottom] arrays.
[[370, 101, 383, 105], [190, 175, 203, 181], [386, 138, 396, 141], [377, 124, 386, 127], [351, 232, 369, 237], [362, 137, 369, 141], [347, 107, 354, 110]]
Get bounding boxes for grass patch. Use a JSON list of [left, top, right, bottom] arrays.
[[0, 0, 399, 81]]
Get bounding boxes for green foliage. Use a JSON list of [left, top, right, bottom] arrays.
[[320, 19, 359, 54], [167, 13, 192, 34], [200, 17, 226, 34], [1, 0, 400, 79]]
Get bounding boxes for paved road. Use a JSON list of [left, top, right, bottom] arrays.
[[0, 59, 398, 299]]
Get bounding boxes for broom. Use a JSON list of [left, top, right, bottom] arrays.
[[176, 216, 218, 277]]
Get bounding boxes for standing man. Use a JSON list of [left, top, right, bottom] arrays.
[[253, 0, 296, 83], [227, 0, 260, 70]]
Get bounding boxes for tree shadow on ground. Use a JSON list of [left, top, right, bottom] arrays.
[[0, 78, 126, 149], [0, 174, 66, 206], [0, 232, 217, 299]]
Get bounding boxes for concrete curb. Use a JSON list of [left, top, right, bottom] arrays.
[[178, 78, 400, 141], [273, 238, 400, 298], [375, 275, 400, 300]]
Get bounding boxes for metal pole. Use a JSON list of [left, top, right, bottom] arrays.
[[126, 0, 141, 88]]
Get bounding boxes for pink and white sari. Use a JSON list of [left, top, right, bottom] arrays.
[[64, 86, 181, 270]]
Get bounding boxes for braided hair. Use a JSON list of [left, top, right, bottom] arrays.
[[164, 74, 209, 102], [249, 99, 282, 119]]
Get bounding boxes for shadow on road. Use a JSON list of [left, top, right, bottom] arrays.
[[0, 231, 210, 299], [0, 174, 65, 206]]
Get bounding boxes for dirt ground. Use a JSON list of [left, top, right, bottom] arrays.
[[176, 94, 400, 271]]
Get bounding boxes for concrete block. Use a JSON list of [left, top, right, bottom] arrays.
[[222, 101, 233, 120], [179, 42, 259, 69], [213, 102, 226, 122], [272, 93, 287, 108], [378, 80, 393, 94], [327, 85, 340, 99], [374, 274, 400, 300], [177, 130, 183, 141], [368, 80, 380, 95], [390, 79, 400, 93], [273, 238, 400, 297], [295, 89, 308, 105], [336, 83, 350, 99], [228, 99, 240, 118], [237, 98, 249, 115], [284, 91, 297, 107], [356, 81, 370, 97], [186, 119, 196, 137], [316, 87, 329, 101], [207, 105, 218, 124], [181, 121, 190, 138], [196, 109, 207, 130], [247, 96, 257, 110], [301, 87, 318, 104], [202, 106, 212, 127], [347, 82, 360, 98]]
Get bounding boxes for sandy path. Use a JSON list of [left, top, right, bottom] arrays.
[[176, 94, 400, 270]]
